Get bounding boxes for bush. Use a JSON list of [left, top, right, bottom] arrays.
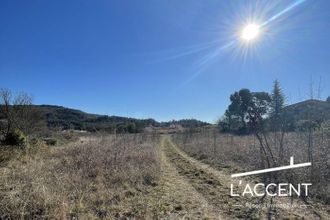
[[2, 129, 27, 147], [320, 120, 330, 131], [42, 138, 57, 146], [295, 120, 319, 132]]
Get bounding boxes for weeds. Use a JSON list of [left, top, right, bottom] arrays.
[[0, 134, 160, 219], [172, 130, 329, 204]]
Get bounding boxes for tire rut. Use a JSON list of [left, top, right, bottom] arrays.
[[163, 137, 263, 219], [139, 138, 223, 219], [163, 137, 328, 220]]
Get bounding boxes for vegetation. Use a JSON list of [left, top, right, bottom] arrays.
[[219, 88, 272, 134], [0, 89, 45, 141], [15, 105, 209, 133], [2, 129, 28, 147], [161, 119, 209, 128], [0, 134, 161, 219], [284, 99, 330, 126], [0, 85, 328, 219], [269, 80, 285, 130], [219, 89, 330, 134], [182, 80, 330, 207], [35, 105, 158, 133], [173, 129, 329, 204]]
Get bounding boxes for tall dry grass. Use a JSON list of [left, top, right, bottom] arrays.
[[0, 134, 160, 219], [172, 130, 329, 204]]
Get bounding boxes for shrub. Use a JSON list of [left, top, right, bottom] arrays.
[[2, 129, 28, 147], [28, 138, 49, 155], [320, 120, 330, 131], [42, 138, 57, 146], [295, 119, 319, 132]]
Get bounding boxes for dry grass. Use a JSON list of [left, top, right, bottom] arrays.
[[172, 131, 330, 204], [162, 138, 262, 219], [0, 134, 160, 219], [0, 131, 328, 219]]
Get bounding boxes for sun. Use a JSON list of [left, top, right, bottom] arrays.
[[241, 24, 260, 41]]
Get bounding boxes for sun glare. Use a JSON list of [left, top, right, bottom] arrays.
[[241, 24, 260, 41]]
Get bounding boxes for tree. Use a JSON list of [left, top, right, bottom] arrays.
[[270, 80, 285, 127], [246, 92, 271, 131], [0, 89, 44, 143], [245, 92, 274, 169], [269, 80, 287, 160], [223, 88, 252, 134], [0, 89, 12, 136], [223, 89, 276, 178], [127, 122, 137, 133]]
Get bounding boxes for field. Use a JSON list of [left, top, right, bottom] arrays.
[[0, 134, 161, 219], [0, 132, 329, 219], [172, 130, 329, 203]]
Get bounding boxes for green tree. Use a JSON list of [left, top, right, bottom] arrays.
[[223, 89, 276, 174], [247, 92, 271, 130], [270, 80, 285, 130], [269, 80, 290, 162], [127, 122, 137, 133], [245, 92, 277, 174], [224, 88, 252, 133]]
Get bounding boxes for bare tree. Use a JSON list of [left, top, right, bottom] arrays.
[[0, 88, 44, 140], [0, 88, 13, 137]]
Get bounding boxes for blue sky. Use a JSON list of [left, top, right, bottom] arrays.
[[1, 0, 329, 123]]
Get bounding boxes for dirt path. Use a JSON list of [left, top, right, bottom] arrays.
[[162, 137, 263, 219], [162, 136, 328, 219], [128, 137, 222, 219]]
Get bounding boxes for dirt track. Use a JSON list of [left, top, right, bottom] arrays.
[[161, 136, 328, 219]]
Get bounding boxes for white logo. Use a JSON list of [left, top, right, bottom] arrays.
[[230, 156, 312, 197], [231, 156, 311, 178]]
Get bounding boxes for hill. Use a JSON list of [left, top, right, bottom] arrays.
[[283, 99, 330, 124], [34, 105, 209, 133], [35, 105, 157, 133], [38, 99, 330, 133]]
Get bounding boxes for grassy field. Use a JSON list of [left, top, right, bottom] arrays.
[[172, 130, 329, 205], [0, 134, 161, 219], [0, 132, 329, 219]]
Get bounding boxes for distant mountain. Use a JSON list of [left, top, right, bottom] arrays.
[[34, 105, 209, 133], [35, 105, 157, 133], [283, 99, 330, 124], [24, 99, 330, 133]]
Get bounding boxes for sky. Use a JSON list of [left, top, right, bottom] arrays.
[[1, 0, 330, 123]]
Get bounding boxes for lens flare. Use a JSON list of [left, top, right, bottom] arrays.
[[241, 24, 260, 41], [150, 0, 309, 84]]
